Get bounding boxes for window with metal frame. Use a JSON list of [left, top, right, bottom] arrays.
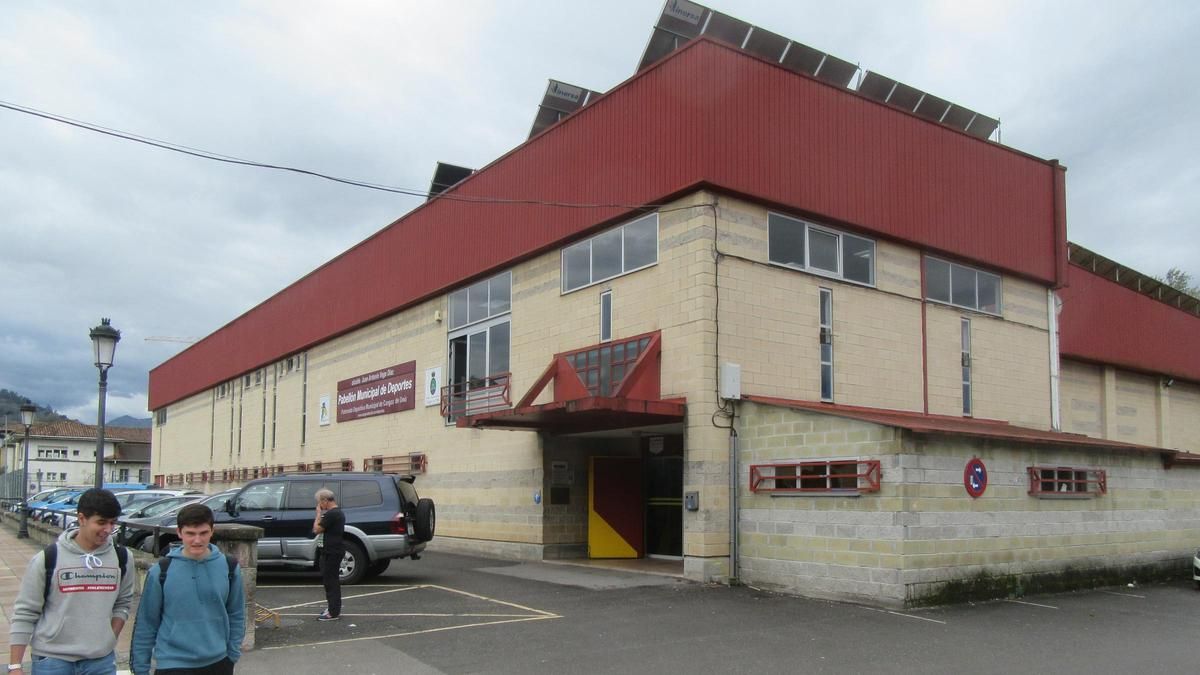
[[767, 213, 876, 285], [446, 272, 513, 421], [925, 256, 1001, 314], [565, 334, 652, 397], [961, 318, 972, 416], [820, 288, 834, 401], [749, 460, 881, 494], [1028, 466, 1106, 497], [600, 290, 612, 342], [561, 213, 658, 293]]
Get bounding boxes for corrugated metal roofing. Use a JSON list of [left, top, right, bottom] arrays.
[[150, 39, 1062, 410], [1058, 263, 1200, 383]]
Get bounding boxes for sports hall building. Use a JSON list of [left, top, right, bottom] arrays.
[[148, 3, 1200, 606]]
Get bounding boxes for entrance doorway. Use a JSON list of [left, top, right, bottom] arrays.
[[586, 435, 683, 559]]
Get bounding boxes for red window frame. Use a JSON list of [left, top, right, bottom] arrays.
[[749, 459, 881, 494], [1027, 466, 1106, 496]]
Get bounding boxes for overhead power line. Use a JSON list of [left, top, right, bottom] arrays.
[[0, 99, 668, 210]]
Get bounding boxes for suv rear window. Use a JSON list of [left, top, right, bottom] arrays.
[[281, 478, 384, 509], [340, 480, 383, 508]]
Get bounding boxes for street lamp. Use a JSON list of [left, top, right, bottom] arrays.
[[90, 318, 121, 489], [17, 403, 35, 539]]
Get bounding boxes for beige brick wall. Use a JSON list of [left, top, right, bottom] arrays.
[[1060, 359, 1104, 437], [1168, 380, 1200, 453], [926, 304, 1050, 428], [1112, 370, 1162, 447]]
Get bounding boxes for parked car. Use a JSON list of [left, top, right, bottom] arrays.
[[155, 473, 435, 585], [57, 488, 201, 529], [36, 490, 87, 525], [1193, 548, 1199, 590], [131, 490, 237, 550], [116, 494, 210, 547]]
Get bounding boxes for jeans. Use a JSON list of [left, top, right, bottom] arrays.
[[30, 651, 116, 675]]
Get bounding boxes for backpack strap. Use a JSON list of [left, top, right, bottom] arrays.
[[42, 544, 58, 603], [157, 556, 173, 589], [115, 544, 128, 579], [158, 554, 238, 591]]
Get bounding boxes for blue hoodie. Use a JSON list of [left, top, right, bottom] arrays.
[[130, 544, 245, 675]]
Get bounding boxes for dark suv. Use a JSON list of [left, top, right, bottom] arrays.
[[156, 472, 435, 585]]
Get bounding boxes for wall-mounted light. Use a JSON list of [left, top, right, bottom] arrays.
[[1163, 377, 1175, 388]]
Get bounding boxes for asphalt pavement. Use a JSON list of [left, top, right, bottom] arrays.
[[4, 517, 1196, 675], [243, 551, 1199, 675]]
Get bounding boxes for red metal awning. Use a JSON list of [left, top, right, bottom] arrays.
[[457, 396, 685, 433], [459, 331, 686, 433]]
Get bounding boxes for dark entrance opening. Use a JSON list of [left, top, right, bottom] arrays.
[[644, 435, 683, 558]]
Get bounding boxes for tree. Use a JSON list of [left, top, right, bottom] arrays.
[[1155, 267, 1200, 297]]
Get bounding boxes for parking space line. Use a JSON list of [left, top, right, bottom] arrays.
[[260, 615, 561, 651], [1004, 599, 1059, 609], [1099, 590, 1145, 599], [268, 585, 420, 612], [424, 583, 560, 617], [861, 606, 947, 625]]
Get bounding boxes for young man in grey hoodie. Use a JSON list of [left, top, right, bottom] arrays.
[[8, 488, 135, 674]]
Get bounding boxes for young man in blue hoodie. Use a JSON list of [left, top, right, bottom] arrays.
[[8, 488, 134, 674], [131, 504, 245, 675]]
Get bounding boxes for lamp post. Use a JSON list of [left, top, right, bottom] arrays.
[[90, 318, 121, 489], [18, 403, 35, 539]]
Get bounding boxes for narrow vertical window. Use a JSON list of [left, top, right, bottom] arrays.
[[819, 288, 834, 401], [961, 318, 972, 416], [301, 352, 308, 446], [600, 290, 612, 342]]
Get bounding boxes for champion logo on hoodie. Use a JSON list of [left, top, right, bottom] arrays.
[[57, 566, 119, 593]]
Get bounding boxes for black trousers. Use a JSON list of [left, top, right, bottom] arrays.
[[155, 656, 234, 674], [321, 549, 343, 617]]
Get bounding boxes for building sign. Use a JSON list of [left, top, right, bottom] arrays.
[[964, 458, 988, 498], [337, 361, 416, 422], [424, 366, 442, 407]]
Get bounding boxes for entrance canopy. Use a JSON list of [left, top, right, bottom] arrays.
[[459, 331, 685, 433]]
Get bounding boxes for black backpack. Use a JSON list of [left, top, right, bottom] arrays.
[[42, 543, 128, 603]]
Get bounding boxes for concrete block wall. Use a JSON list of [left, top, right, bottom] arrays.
[[735, 401, 1200, 607], [736, 402, 907, 605], [899, 436, 1200, 603]]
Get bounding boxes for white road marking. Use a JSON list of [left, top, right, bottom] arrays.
[[268, 585, 420, 611], [1099, 590, 1145, 599], [276, 612, 538, 618], [860, 606, 947, 625], [1004, 599, 1059, 609]]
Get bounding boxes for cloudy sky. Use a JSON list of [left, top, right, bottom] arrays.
[[2, 0, 1197, 423]]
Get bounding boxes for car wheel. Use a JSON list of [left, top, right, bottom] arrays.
[[364, 559, 391, 578], [413, 498, 436, 542], [338, 542, 368, 585]]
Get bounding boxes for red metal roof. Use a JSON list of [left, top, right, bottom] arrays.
[[150, 39, 1062, 410], [742, 395, 1171, 456], [1058, 263, 1200, 384]]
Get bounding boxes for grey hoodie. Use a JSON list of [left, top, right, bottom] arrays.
[[8, 529, 135, 661]]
